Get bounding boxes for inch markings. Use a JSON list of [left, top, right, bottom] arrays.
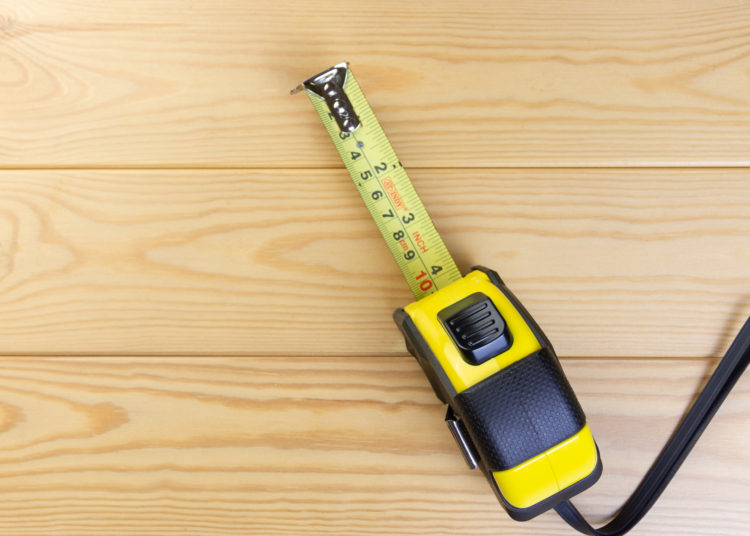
[[303, 65, 461, 300]]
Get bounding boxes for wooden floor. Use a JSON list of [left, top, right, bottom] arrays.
[[1, 1, 749, 534]]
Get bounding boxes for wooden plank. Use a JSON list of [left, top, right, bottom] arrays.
[[0, 168, 746, 357], [3, 1, 750, 167], [0, 355, 744, 535]]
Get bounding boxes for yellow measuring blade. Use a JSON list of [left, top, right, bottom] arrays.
[[296, 62, 461, 300]]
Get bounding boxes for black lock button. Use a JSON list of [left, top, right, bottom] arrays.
[[439, 293, 512, 365]]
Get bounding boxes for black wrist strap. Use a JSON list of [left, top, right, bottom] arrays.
[[555, 316, 750, 536]]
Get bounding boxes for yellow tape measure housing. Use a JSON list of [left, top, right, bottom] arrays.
[[301, 63, 461, 300]]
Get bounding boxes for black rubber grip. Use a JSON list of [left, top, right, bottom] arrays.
[[454, 349, 586, 470]]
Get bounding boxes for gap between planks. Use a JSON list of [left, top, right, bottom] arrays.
[[4, 165, 750, 171], [0, 354, 721, 361]]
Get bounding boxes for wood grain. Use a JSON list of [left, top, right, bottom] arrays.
[[0, 169, 746, 357], [2, 2, 749, 533], [3, 1, 750, 167], [0, 355, 744, 535]]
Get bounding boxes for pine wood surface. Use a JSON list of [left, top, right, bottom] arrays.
[[1, 1, 749, 534], [0, 169, 746, 358], [3, 1, 750, 167], [0, 356, 745, 536]]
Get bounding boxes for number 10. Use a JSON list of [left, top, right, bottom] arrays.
[[415, 270, 433, 292]]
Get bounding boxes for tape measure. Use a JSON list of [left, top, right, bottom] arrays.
[[293, 62, 750, 535]]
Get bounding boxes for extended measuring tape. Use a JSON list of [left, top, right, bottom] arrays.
[[293, 63, 461, 299], [293, 62, 750, 535]]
